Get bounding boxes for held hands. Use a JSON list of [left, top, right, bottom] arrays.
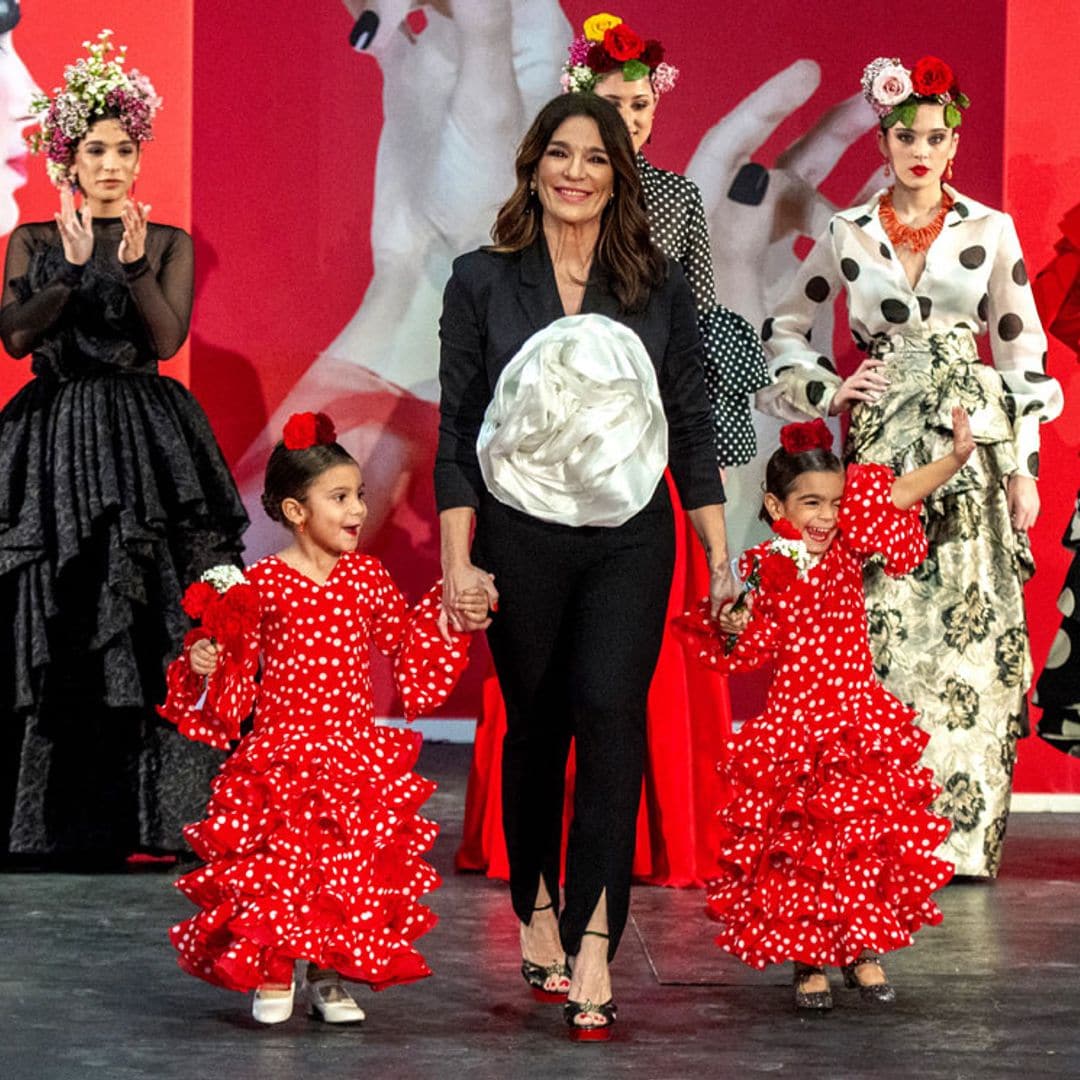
[[830, 357, 889, 415], [118, 199, 151, 264], [55, 187, 94, 266], [708, 561, 740, 620], [715, 594, 752, 637], [189, 638, 221, 678], [439, 563, 499, 643]]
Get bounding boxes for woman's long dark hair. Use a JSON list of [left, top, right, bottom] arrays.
[[489, 93, 666, 313]]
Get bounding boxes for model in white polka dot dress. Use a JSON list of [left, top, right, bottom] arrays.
[[158, 413, 483, 1024], [676, 412, 975, 1009]]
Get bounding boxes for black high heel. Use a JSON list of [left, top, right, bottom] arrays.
[[564, 930, 617, 1041], [521, 902, 570, 1002], [841, 954, 896, 1004], [793, 962, 833, 1011]]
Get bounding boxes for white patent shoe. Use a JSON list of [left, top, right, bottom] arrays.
[[252, 982, 295, 1024], [306, 976, 366, 1024]]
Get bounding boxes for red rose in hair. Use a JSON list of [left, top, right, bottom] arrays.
[[181, 581, 217, 620], [911, 56, 954, 97], [282, 411, 337, 450], [641, 40, 665, 69], [586, 42, 619, 73], [759, 552, 799, 593], [603, 23, 645, 62], [770, 518, 803, 541], [779, 418, 833, 455]]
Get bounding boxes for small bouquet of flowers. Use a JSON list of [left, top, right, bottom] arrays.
[[180, 565, 261, 657], [723, 519, 813, 653], [158, 565, 261, 748]]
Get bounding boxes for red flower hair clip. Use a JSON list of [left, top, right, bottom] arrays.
[[779, 418, 833, 455], [282, 412, 336, 451]]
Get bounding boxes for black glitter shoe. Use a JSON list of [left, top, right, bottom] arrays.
[[521, 902, 570, 1002], [841, 954, 896, 1004], [793, 963, 833, 1011]]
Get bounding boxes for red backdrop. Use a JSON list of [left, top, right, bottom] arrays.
[[2, 0, 1076, 795]]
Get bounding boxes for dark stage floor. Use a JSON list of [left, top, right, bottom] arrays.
[[2, 742, 1079, 1080]]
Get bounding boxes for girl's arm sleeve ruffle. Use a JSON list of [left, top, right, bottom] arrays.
[[369, 564, 471, 720], [671, 598, 776, 675], [839, 463, 928, 577], [156, 628, 260, 750]]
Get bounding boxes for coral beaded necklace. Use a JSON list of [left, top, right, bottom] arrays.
[[878, 188, 954, 253]]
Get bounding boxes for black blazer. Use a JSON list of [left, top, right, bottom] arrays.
[[434, 234, 725, 515]]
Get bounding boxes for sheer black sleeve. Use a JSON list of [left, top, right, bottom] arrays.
[[0, 225, 84, 358], [124, 227, 194, 359]]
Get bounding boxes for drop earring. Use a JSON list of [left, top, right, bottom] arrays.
[[883, 161, 891, 179], [945, 159, 954, 182]]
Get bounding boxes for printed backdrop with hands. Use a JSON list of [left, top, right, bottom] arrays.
[[2, 0, 1078, 796]]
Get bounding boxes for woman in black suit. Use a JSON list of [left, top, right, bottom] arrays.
[[435, 93, 735, 1038]]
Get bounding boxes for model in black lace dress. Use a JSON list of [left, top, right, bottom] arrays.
[[0, 88, 247, 863]]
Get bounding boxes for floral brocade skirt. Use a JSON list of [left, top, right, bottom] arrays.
[[847, 329, 1032, 878]]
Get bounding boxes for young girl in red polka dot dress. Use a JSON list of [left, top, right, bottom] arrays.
[[677, 407, 975, 1011], [158, 412, 487, 1025]]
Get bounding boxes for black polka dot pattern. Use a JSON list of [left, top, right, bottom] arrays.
[[954, 201, 970, 218], [816, 355, 837, 373], [978, 294, 989, 322], [805, 276, 831, 303], [998, 314, 1024, 341], [841, 258, 861, 281], [959, 246, 986, 269], [1024, 371, 1051, 383], [918, 297, 932, 320], [879, 243, 892, 260], [1027, 451, 1040, 476], [638, 155, 769, 466], [807, 381, 826, 406], [1012, 259, 1028, 286], [881, 299, 910, 324]]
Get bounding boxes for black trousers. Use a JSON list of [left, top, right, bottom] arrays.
[[473, 486, 675, 960]]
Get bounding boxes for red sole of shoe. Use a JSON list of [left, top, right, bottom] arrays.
[[532, 988, 569, 1003], [568, 1026, 612, 1042]]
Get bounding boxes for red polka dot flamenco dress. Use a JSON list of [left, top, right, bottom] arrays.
[[158, 553, 470, 992], [676, 464, 954, 969]]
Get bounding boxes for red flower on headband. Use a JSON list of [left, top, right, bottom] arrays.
[[779, 418, 833, 455], [586, 41, 620, 73], [770, 518, 803, 541], [640, 40, 665, 69], [911, 56, 954, 97], [603, 24, 645, 62], [282, 411, 336, 450]]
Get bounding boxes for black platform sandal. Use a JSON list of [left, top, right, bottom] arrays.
[[564, 930, 617, 1041], [521, 902, 570, 1002], [793, 962, 833, 1011], [841, 953, 896, 1004]]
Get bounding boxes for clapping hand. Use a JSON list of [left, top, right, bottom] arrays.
[[54, 187, 94, 266], [118, 199, 151, 264]]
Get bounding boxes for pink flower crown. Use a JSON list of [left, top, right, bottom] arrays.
[[861, 55, 970, 129], [282, 412, 337, 451], [26, 30, 162, 188], [562, 12, 679, 96]]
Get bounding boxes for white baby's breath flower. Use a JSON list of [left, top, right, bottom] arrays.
[[200, 565, 246, 593]]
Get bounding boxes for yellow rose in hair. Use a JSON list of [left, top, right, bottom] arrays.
[[583, 12, 623, 42]]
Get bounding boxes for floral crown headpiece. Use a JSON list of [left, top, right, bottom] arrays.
[[562, 12, 678, 96], [779, 418, 833, 456], [282, 412, 337, 451], [27, 29, 161, 188], [861, 55, 970, 129]]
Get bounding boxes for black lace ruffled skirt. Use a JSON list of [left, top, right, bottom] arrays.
[[0, 371, 248, 859]]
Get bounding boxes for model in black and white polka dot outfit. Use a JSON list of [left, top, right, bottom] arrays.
[[756, 59, 1064, 877], [638, 153, 770, 467]]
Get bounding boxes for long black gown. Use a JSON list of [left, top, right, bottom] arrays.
[[0, 217, 248, 862]]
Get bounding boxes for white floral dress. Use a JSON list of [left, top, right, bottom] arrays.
[[757, 186, 1064, 876]]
